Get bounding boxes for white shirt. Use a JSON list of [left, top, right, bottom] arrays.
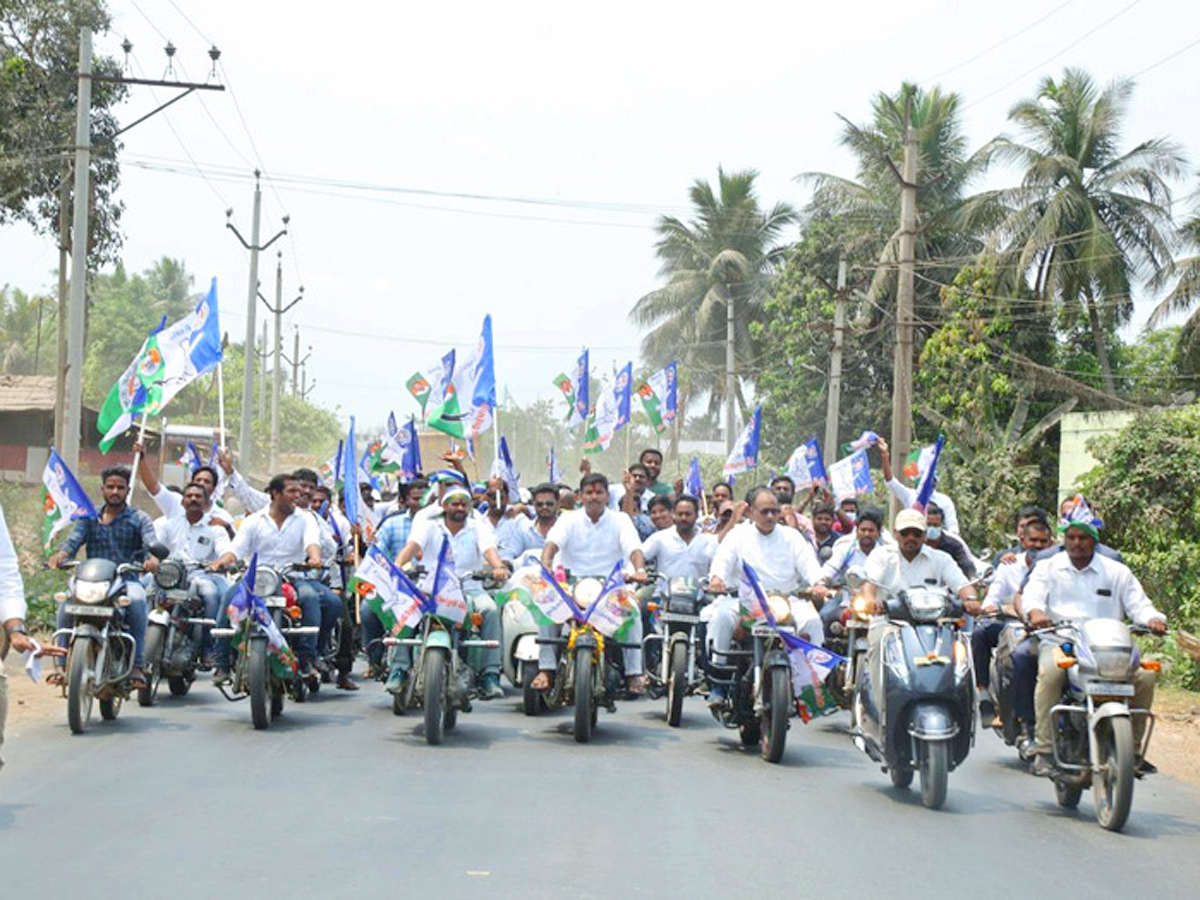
[[983, 557, 1030, 611], [0, 502, 26, 623], [152, 484, 234, 526], [1021, 551, 1164, 626], [864, 543, 970, 597], [229, 507, 321, 569], [546, 507, 642, 577], [709, 522, 824, 593], [226, 471, 269, 514], [641, 528, 718, 580], [885, 478, 960, 534], [407, 514, 497, 580], [156, 514, 231, 565], [820, 534, 877, 583]]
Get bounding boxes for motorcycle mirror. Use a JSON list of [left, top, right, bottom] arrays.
[[977, 547, 993, 561], [148, 542, 171, 561]]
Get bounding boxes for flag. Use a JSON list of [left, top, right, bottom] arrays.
[[383, 414, 423, 480], [638, 361, 678, 434], [421, 539, 468, 625], [829, 449, 875, 500], [42, 448, 97, 550], [903, 443, 938, 482], [96, 323, 159, 451], [724, 406, 762, 476], [580, 560, 638, 639], [491, 436, 520, 500], [582, 401, 603, 455], [359, 442, 382, 490], [583, 363, 632, 453], [614, 362, 632, 430], [145, 278, 223, 414], [568, 349, 589, 427], [350, 545, 426, 636], [552, 372, 575, 419], [548, 447, 562, 483], [341, 418, 360, 527], [226, 554, 298, 677], [428, 316, 496, 440], [785, 437, 828, 489], [510, 563, 582, 625], [913, 435, 945, 511], [407, 350, 456, 413], [318, 442, 341, 489], [685, 456, 703, 499], [178, 441, 203, 471], [844, 430, 879, 454]]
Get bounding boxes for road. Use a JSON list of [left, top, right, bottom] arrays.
[[2, 680, 1198, 898]]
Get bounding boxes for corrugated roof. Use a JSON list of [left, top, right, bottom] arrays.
[[0, 375, 56, 412]]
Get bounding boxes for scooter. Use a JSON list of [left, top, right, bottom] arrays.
[[499, 552, 542, 712], [852, 585, 975, 810]]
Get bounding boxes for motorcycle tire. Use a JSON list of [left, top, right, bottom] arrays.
[[890, 767, 914, 790], [761, 665, 790, 764], [1054, 779, 1083, 810], [1095, 716, 1135, 832], [573, 651, 595, 744], [167, 676, 191, 697], [739, 721, 762, 747], [521, 661, 542, 717], [270, 687, 284, 720], [66, 640, 95, 735], [249, 639, 271, 730], [444, 704, 458, 733], [393, 690, 406, 716], [138, 624, 166, 707], [423, 648, 449, 746], [99, 693, 121, 721], [666, 639, 689, 728], [919, 740, 950, 810]]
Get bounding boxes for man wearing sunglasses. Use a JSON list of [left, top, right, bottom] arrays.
[[861, 509, 979, 615], [499, 483, 561, 559]]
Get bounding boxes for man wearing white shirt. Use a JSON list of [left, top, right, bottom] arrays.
[[499, 483, 559, 561], [877, 438, 960, 534], [641, 495, 717, 580], [210, 474, 323, 683], [1022, 518, 1165, 776], [707, 487, 833, 703], [391, 486, 510, 699], [135, 441, 233, 530], [818, 507, 886, 627], [534, 473, 649, 693]]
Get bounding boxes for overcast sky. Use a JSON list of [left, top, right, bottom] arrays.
[[3, 0, 1198, 433]]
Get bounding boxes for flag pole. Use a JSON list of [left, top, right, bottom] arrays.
[[216, 362, 227, 450], [129, 413, 149, 503]]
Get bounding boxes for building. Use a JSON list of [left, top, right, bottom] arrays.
[[1057, 409, 1136, 507]]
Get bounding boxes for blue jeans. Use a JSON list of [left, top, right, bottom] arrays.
[[189, 572, 227, 656], [213, 580, 321, 669], [360, 598, 384, 667], [56, 575, 148, 665], [296, 579, 342, 659]]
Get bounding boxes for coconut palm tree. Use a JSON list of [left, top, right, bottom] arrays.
[[630, 167, 796, 424], [959, 68, 1185, 393], [1147, 201, 1200, 371]]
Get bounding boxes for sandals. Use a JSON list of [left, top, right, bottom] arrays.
[[626, 674, 646, 696], [46, 671, 66, 687], [530, 670, 553, 691]]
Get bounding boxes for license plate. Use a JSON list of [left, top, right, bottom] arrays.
[[263, 597, 287, 608], [64, 604, 113, 617], [752, 625, 792, 638], [1085, 681, 1135, 697], [660, 612, 700, 625]]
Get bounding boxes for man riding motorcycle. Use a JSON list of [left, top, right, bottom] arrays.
[[1022, 511, 1166, 777], [818, 507, 885, 627], [707, 486, 833, 705], [391, 486, 511, 700], [640, 495, 718, 579], [499, 482, 560, 559]]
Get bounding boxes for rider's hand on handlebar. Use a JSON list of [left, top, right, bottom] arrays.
[[963, 598, 982, 616], [47, 550, 67, 570], [1148, 618, 1168, 636], [1027, 609, 1052, 630], [490, 565, 510, 582], [627, 570, 649, 585]]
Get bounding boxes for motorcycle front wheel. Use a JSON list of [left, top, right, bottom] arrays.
[[521, 661, 542, 717], [573, 651, 594, 744], [167, 676, 191, 697], [249, 639, 271, 730], [1095, 716, 1134, 832], [760, 665, 790, 764], [666, 639, 689, 728], [67, 640, 95, 734], [1055, 779, 1083, 810], [423, 648, 449, 745], [138, 623, 166, 707], [919, 740, 949, 810]]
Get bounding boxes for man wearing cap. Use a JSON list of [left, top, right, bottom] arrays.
[[390, 484, 510, 700], [1022, 503, 1166, 777], [861, 509, 978, 612]]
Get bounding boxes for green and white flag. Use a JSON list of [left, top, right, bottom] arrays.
[[429, 316, 495, 441], [349, 545, 424, 636], [96, 332, 157, 452]]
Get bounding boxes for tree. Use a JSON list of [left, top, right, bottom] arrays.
[[0, 0, 127, 265], [0, 284, 56, 373], [1148, 201, 1200, 375], [959, 68, 1185, 393], [630, 167, 796, 422]]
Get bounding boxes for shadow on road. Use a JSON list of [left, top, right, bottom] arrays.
[[392, 720, 527, 750], [0, 803, 29, 831], [864, 781, 1025, 815], [1030, 799, 1200, 838]]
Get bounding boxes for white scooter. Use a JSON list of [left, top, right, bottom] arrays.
[[499, 551, 542, 713]]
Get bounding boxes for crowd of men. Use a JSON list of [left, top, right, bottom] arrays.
[[0, 439, 1168, 780]]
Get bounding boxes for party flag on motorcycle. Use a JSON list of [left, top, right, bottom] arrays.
[[828, 449, 875, 500], [41, 448, 97, 551], [428, 316, 496, 441], [912, 434, 945, 512], [723, 406, 762, 477], [785, 437, 828, 489], [517, 563, 582, 625], [580, 560, 638, 639], [420, 539, 468, 625], [226, 554, 299, 678], [685, 456, 704, 499], [351, 545, 426, 636], [341, 418, 361, 528], [491, 436, 520, 500]]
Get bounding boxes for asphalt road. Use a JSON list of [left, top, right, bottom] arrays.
[[2, 678, 1198, 899]]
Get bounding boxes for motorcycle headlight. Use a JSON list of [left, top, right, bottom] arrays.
[[851, 594, 871, 620], [254, 567, 282, 598], [73, 580, 110, 604], [1093, 647, 1134, 680], [155, 559, 187, 590], [573, 578, 603, 608], [905, 589, 948, 622]]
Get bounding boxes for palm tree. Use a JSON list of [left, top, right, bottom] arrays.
[[630, 167, 796, 427], [959, 68, 1185, 393], [1148, 200, 1200, 370]]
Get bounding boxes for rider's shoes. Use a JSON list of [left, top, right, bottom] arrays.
[[979, 697, 997, 722], [336, 672, 360, 691], [1017, 737, 1038, 761], [384, 669, 407, 695], [479, 674, 503, 700], [212, 668, 231, 686], [198, 655, 214, 672], [1136, 758, 1158, 777], [626, 674, 646, 696], [315, 659, 332, 683], [299, 660, 316, 680], [707, 686, 727, 708], [529, 670, 553, 691], [1029, 754, 1055, 778]]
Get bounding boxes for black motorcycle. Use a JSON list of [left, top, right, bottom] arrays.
[[642, 574, 709, 727], [852, 585, 975, 809], [141, 560, 218, 705]]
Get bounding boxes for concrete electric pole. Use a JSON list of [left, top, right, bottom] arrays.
[[823, 260, 848, 468], [890, 112, 919, 518], [259, 253, 303, 472]]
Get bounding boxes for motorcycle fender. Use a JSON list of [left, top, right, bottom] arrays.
[[148, 609, 171, 627], [72, 623, 103, 643], [513, 633, 539, 663], [1088, 700, 1131, 732], [424, 630, 453, 651], [907, 701, 959, 741], [763, 648, 790, 671]]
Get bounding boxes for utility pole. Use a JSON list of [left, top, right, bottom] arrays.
[[725, 291, 736, 453], [823, 260, 848, 468], [55, 156, 70, 451], [227, 177, 287, 470], [259, 252, 303, 472], [258, 320, 268, 433], [291, 327, 300, 395], [891, 109, 919, 518]]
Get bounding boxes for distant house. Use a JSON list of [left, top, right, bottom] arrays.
[[0, 374, 160, 483]]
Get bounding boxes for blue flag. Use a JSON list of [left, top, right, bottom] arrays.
[[723, 406, 762, 477], [786, 437, 828, 487], [571, 349, 589, 428], [685, 456, 703, 498], [913, 434, 945, 511], [492, 436, 520, 500], [400, 416, 421, 480], [829, 449, 875, 500], [740, 561, 846, 675], [548, 447, 562, 483], [614, 361, 632, 430], [341, 417, 360, 527], [42, 447, 98, 547]]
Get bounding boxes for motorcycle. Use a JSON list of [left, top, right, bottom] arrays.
[[53, 544, 168, 735], [210, 563, 322, 730], [1037, 619, 1161, 832], [385, 568, 501, 745], [852, 585, 975, 810], [141, 560, 218, 705], [823, 572, 872, 711], [980, 605, 1035, 757], [532, 574, 641, 744], [642, 574, 709, 727], [700, 589, 803, 763]]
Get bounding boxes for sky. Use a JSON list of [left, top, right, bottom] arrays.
[[3, 0, 1199, 435]]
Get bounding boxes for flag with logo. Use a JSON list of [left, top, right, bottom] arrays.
[[96, 321, 160, 451], [913, 434, 945, 512], [419, 538, 468, 625], [559, 349, 589, 427], [637, 361, 677, 434], [724, 406, 762, 477], [580, 560, 639, 639], [685, 456, 703, 499], [41, 448, 97, 550], [141, 278, 223, 415], [843, 430, 879, 454], [785, 437, 828, 489], [429, 316, 496, 440], [511, 563, 582, 626], [903, 443, 938, 482], [350, 545, 426, 636], [491, 436, 520, 500], [829, 449, 875, 500], [383, 413, 422, 480], [407, 349, 456, 414], [226, 554, 299, 677]]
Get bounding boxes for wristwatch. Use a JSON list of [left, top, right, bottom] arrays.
[[5, 623, 28, 636]]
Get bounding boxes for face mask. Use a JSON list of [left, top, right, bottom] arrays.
[[844, 511, 857, 523], [926, 526, 943, 540]]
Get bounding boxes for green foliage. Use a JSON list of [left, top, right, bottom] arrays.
[[0, 285, 57, 374], [0, 483, 67, 630]]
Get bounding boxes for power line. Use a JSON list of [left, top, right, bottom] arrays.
[[922, 0, 1077, 83], [1131, 33, 1200, 79]]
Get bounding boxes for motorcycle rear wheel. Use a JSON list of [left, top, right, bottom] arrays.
[[138, 623, 166, 707], [521, 661, 542, 717], [1095, 717, 1134, 832], [249, 639, 271, 730], [66, 641, 95, 735], [761, 665, 790, 764], [167, 676, 191, 697], [573, 651, 595, 744], [423, 648, 448, 746], [99, 694, 121, 721], [919, 740, 949, 810], [890, 766, 914, 790], [666, 639, 689, 728]]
